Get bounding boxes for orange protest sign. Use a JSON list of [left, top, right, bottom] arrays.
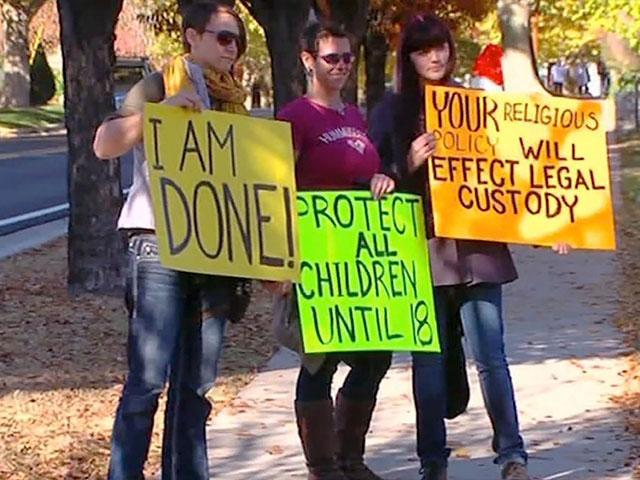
[[425, 85, 615, 250]]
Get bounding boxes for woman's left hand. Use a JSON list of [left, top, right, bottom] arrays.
[[370, 174, 395, 199], [552, 243, 572, 255], [262, 281, 292, 296]]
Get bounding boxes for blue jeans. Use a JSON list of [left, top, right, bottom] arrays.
[[108, 235, 228, 480], [412, 284, 527, 468]]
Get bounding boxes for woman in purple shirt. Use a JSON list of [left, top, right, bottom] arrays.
[[369, 13, 569, 480], [271, 22, 395, 480]]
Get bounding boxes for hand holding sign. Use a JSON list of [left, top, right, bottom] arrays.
[[161, 90, 204, 111], [370, 173, 396, 199], [552, 242, 572, 255], [408, 132, 437, 173]]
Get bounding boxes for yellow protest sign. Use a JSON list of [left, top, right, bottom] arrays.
[[425, 86, 615, 250], [143, 103, 299, 281]]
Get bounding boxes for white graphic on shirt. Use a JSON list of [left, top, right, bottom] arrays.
[[347, 138, 366, 154], [318, 126, 368, 153]]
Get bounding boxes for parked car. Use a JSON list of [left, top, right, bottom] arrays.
[[113, 56, 152, 108]]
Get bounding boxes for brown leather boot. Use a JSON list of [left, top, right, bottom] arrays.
[[334, 391, 385, 480], [295, 399, 348, 480]]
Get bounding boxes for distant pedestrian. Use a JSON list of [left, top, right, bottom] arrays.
[[597, 60, 611, 96], [550, 58, 568, 94], [571, 59, 590, 95]]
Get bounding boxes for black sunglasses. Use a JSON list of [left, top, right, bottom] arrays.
[[317, 52, 354, 66], [203, 29, 240, 47]]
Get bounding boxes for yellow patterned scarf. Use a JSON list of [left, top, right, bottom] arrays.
[[163, 55, 248, 115]]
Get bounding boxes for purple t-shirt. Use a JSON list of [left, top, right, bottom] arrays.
[[277, 97, 381, 189]]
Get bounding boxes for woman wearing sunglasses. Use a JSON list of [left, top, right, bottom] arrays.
[[93, 2, 252, 478], [272, 22, 395, 480]]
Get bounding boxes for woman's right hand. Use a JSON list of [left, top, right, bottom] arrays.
[[552, 243, 572, 255], [161, 90, 204, 111], [370, 173, 395, 199], [408, 132, 437, 172]]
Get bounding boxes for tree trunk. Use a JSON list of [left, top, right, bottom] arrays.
[[498, 0, 545, 94], [57, 0, 124, 294], [314, 0, 369, 104], [1, 2, 30, 107], [247, 1, 311, 113], [364, 26, 388, 118]]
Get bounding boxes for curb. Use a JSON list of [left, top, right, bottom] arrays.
[[0, 125, 66, 139], [0, 217, 68, 260]]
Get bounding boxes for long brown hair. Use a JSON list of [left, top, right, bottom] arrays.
[[394, 13, 457, 171]]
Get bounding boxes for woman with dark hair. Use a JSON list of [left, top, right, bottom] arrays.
[[369, 13, 570, 480], [271, 21, 395, 480], [94, 2, 252, 478]]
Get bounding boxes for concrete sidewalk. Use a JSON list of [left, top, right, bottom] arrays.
[[206, 245, 634, 480], [0, 218, 67, 259]]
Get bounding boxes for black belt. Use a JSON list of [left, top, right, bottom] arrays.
[[124, 228, 155, 239]]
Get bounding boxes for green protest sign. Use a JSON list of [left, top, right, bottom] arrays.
[[296, 191, 440, 353]]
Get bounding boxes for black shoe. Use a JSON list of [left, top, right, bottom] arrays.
[[419, 464, 447, 480]]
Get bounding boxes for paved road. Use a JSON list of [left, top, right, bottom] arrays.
[[0, 134, 132, 235], [0, 108, 276, 236]]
